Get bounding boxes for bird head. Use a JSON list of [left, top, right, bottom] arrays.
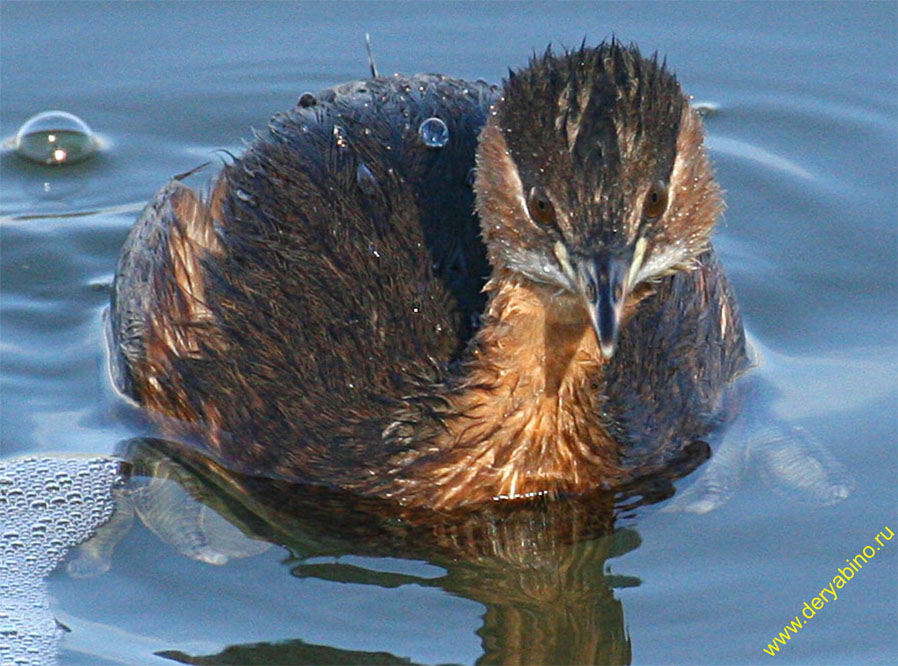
[[474, 41, 722, 357]]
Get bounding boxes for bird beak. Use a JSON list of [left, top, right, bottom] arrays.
[[576, 253, 631, 359]]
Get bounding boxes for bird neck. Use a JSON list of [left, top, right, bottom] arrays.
[[475, 270, 602, 399], [391, 269, 625, 510]]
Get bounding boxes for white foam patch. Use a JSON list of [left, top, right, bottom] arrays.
[[0, 455, 123, 666]]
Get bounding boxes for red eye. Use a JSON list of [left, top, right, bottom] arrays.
[[527, 186, 557, 226], [643, 181, 669, 221]]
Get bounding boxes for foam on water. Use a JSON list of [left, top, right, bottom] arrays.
[[0, 455, 123, 666]]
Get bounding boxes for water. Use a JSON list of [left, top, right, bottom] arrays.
[[2, 2, 896, 664]]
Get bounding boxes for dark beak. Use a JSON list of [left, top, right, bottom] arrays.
[[576, 253, 630, 359]]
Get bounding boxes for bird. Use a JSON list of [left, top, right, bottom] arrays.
[[109, 41, 750, 512]]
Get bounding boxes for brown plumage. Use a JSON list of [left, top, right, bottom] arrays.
[[110, 42, 749, 512]]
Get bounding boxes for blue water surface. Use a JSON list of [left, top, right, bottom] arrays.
[[1, 2, 896, 664]]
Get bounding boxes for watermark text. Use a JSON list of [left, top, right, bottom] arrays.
[[763, 526, 893, 656]]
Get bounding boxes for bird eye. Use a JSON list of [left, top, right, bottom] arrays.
[[527, 186, 557, 227], [642, 181, 669, 221]]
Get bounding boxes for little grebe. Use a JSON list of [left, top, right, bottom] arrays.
[[110, 42, 749, 511]]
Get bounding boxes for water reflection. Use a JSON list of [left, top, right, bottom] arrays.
[[3, 397, 853, 665], [0, 342, 855, 666], [64, 437, 705, 664], [665, 362, 856, 514]]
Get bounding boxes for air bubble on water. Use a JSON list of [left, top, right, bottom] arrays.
[[418, 117, 449, 148], [11, 111, 100, 165]]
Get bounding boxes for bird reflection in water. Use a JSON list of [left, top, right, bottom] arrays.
[[67, 436, 710, 665]]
